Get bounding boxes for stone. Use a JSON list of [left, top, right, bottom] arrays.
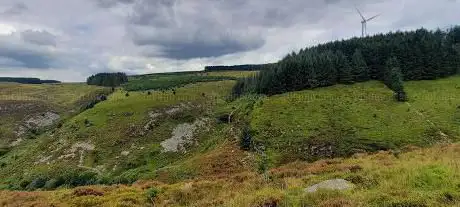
[[304, 179, 354, 193]]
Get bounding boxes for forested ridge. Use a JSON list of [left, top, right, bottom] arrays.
[[205, 64, 273, 71], [0, 77, 60, 84], [233, 27, 460, 98]]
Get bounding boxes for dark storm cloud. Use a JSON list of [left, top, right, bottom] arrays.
[[1, 2, 28, 16], [0, 39, 53, 68], [0, 33, 89, 70], [20, 30, 57, 46], [124, 0, 375, 59]]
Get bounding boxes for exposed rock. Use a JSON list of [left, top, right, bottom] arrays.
[[70, 142, 95, 152], [121, 151, 130, 156], [305, 179, 354, 193], [24, 112, 60, 129], [13, 125, 27, 137], [9, 138, 23, 147], [161, 118, 208, 153], [57, 153, 76, 160], [165, 107, 182, 115], [148, 112, 162, 119], [34, 155, 53, 165]]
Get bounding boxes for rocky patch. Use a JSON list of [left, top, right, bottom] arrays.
[[304, 179, 354, 193], [24, 112, 60, 129], [161, 118, 209, 153]]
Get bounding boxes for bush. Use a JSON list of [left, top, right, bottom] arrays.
[[44, 177, 65, 190], [240, 126, 252, 151], [27, 177, 47, 190], [146, 187, 160, 202]]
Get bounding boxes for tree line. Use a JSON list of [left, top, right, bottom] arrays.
[[233, 26, 460, 100], [0, 77, 60, 84], [205, 64, 274, 71], [86, 72, 128, 87]]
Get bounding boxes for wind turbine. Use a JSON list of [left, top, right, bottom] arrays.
[[356, 7, 380, 37]]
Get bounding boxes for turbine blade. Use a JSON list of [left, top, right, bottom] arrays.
[[355, 7, 365, 21], [366, 14, 380, 22]]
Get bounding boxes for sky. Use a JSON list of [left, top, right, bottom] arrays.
[[0, 0, 458, 82]]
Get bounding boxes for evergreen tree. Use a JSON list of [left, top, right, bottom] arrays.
[[384, 57, 407, 102], [86, 72, 128, 87], [231, 26, 460, 98], [336, 51, 353, 84], [351, 49, 369, 82]]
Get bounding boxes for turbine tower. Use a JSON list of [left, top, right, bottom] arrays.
[[356, 7, 380, 37]]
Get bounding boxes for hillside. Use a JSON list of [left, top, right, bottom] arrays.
[[1, 72, 460, 206], [250, 78, 460, 164], [1, 136, 459, 206], [0, 83, 108, 148]]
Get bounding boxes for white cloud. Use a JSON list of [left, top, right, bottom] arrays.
[[0, 0, 459, 81]]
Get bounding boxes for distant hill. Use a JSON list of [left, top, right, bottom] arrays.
[[0, 77, 61, 84], [204, 63, 274, 71]]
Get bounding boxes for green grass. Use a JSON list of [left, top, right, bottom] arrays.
[[0, 80, 236, 189], [124, 75, 236, 91], [3, 75, 460, 206], [124, 70, 258, 91], [0, 83, 107, 146], [250, 78, 460, 164]]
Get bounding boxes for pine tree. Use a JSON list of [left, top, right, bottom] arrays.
[[351, 49, 369, 82], [336, 51, 353, 84], [385, 57, 407, 102]]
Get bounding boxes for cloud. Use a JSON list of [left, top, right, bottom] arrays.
[[0, 34, 54, 68], [0, 0, 460, 82], [20, 30, 57, 46], [123, 0, 384, 60], [94, 0, 135, 8], [0, 2, 28, 16]]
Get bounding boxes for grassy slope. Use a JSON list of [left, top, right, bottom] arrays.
[[251, 78, 460, 164], [125, 71, 257, 91], [0, 83, 106, 145], [0, 81, 239, 189]]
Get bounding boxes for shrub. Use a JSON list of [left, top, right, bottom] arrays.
[[146, 187, 160, 203], [27, 177, 47, 190], [240, 126, 252, 151], [19, 179, 31, 189], [44, 177, 65, 190]]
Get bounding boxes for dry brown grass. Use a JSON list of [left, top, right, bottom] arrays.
[[1, 143, 460, 206]]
